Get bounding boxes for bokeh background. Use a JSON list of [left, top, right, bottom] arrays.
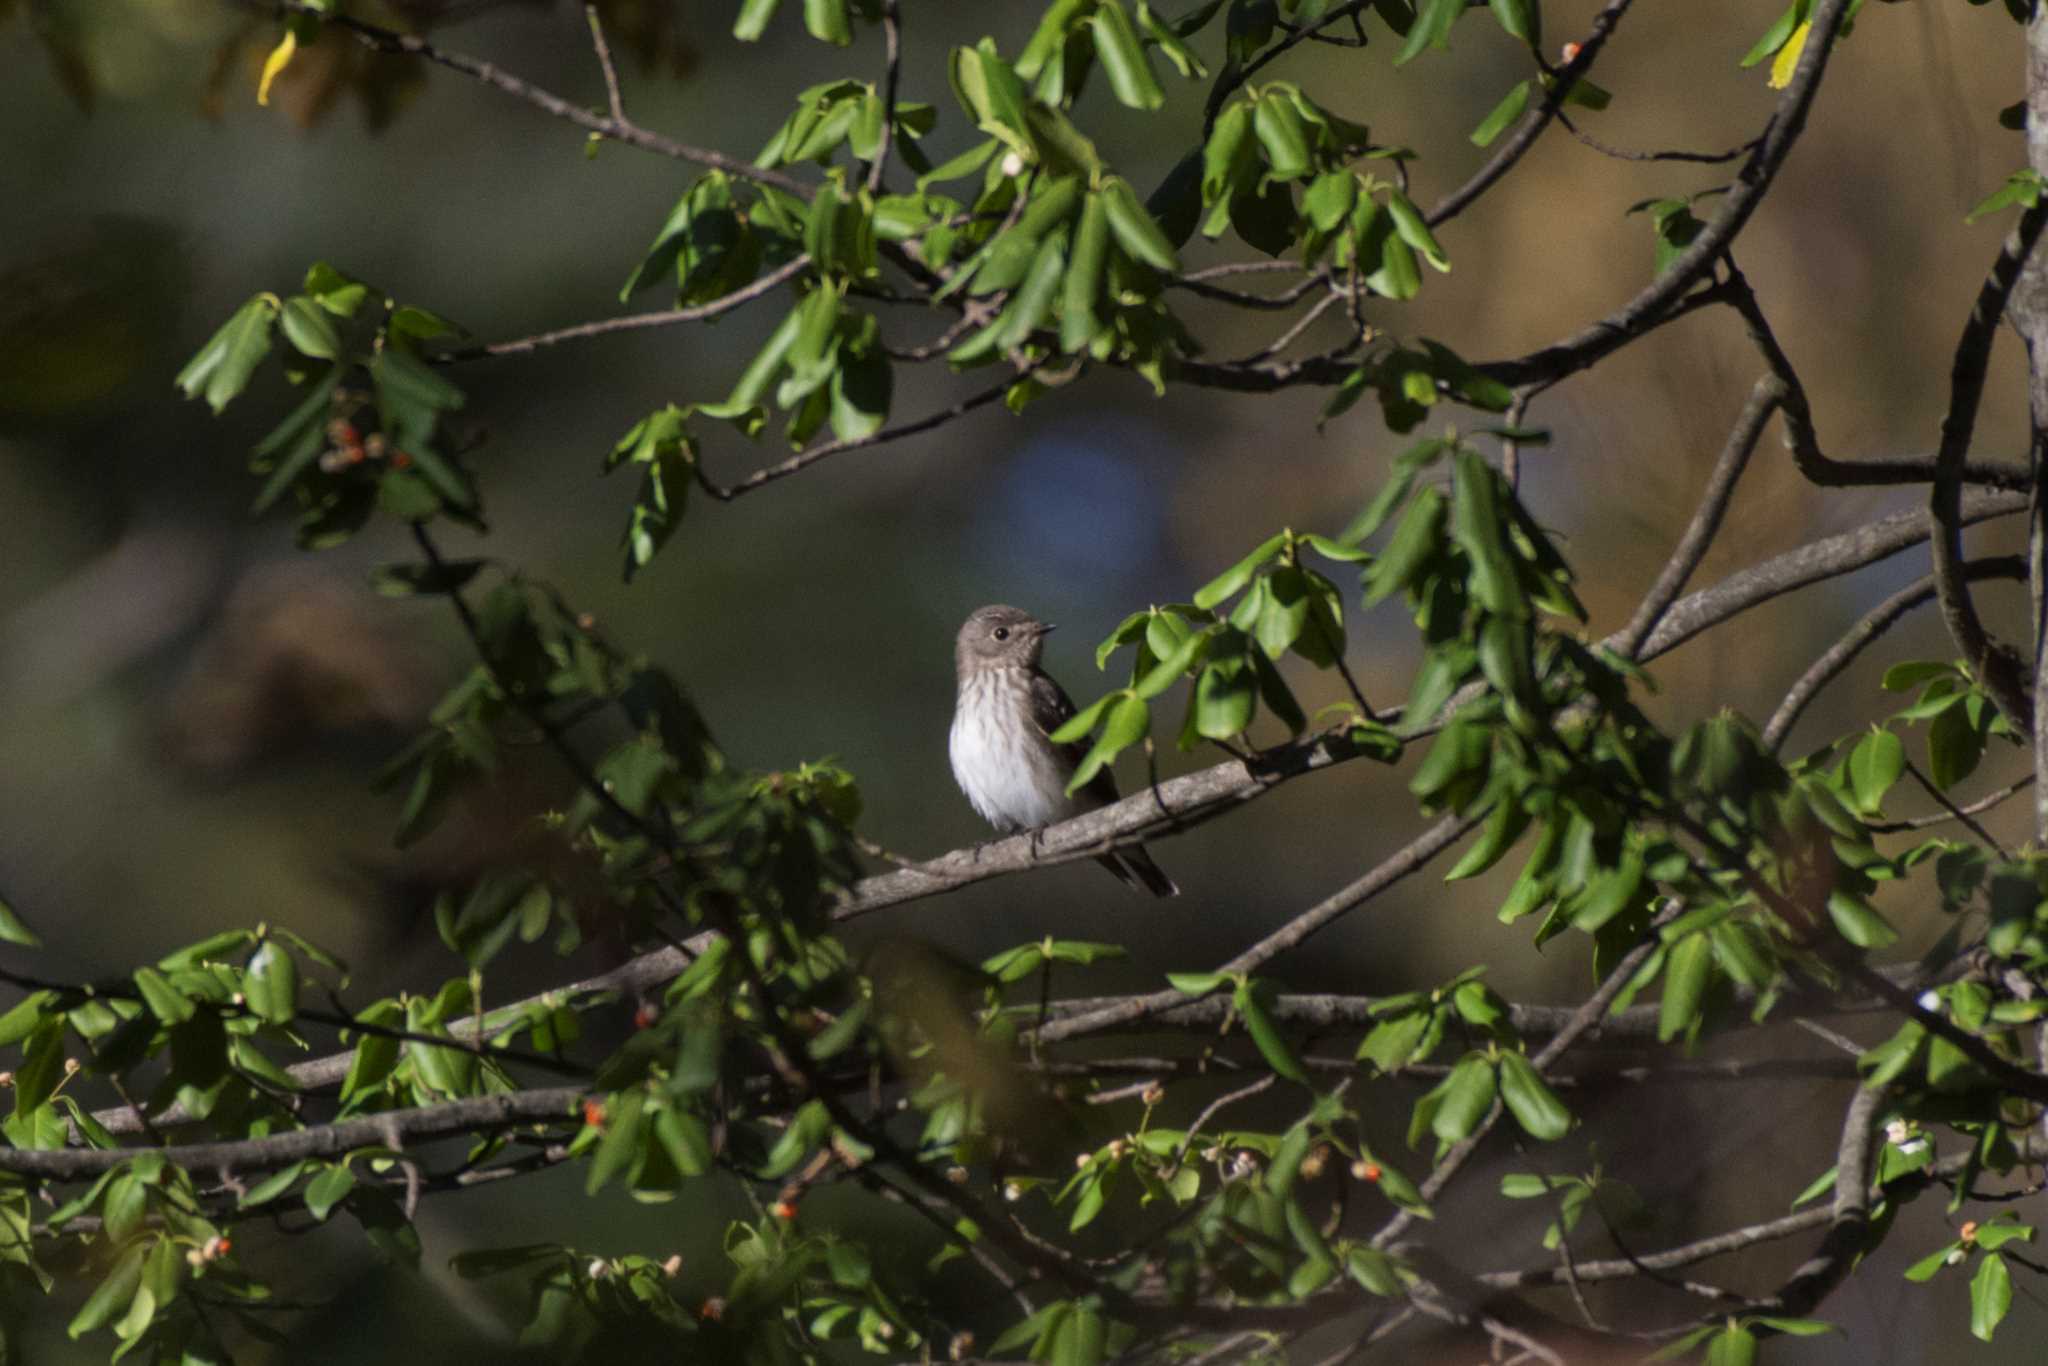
[[2, 0, 2044, 1359]]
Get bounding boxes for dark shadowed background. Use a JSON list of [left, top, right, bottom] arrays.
[[1, 0, 2043, 1359]]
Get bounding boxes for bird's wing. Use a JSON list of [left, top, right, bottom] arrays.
[[1032, 670, 1122, 808]]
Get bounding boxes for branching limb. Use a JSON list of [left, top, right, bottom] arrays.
[[1616, 375, 1777, 660], [277, 0, 811, 194], [1762, 558, 2025, 750], [1423, 0, 1638, 230], [1929, 202, 2048, 739]]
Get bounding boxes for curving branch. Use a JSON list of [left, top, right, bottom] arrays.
[[1928, 202, 2048, 740], [1763, 558, 2026, 751]]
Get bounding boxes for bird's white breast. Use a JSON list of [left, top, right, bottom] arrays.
[[950, 671, 1075, 832]]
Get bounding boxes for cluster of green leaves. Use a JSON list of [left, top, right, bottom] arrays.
[[1355, 968, 1571, 1151], [998, 1087, 1425, 1361], [1052, 524, 1404, 790], [450, 1215, 923, 1358], [1903, 1212, 2033, 1343], [177, 262, 477, 547]]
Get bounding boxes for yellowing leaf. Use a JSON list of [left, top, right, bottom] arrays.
[[1768, 20, 1809, 90], [257, 30, 298, 107]]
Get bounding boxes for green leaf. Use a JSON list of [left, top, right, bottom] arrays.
[[1168, 971, 1231, 996], [1385, 189, 1449, 270], [175, 296, 279, 414], [1488, 0, 1534, 43], [1846, 728, 1904, 814], [1192, 654, 1256, 740], [1446, 800, 1531, 881], [1091, 2, 1164, 110], [733, 0, 780, 40], [1194, 532, 1287, 608], [1428, 1052, 1497, 1143], [802, 0, 851, 44], [1972, 1252, 2012, 1341], [1252, 92, 1312, 179], [586, 1091, 648, 1195], [68, 1242, 146, 1340], [1704, 1324, 1757, 1366], [1099, 176, 1180, 271], [1450, 449, 1520, 617], [1304, 170, 1358, 232], [133, 967, 194, 1026], [243, 941, 298, 1025], [1497, 1052, 1570, 1140], [1658, 932, 1713, 1042], [1061, 193, 1110, 353], [304, 260, 374, 316], [279, 295, 342, 359], [1927, 700, 1984, 790], [0, 895, 41, 949], [305, 1164, 356, 1221], [1135, 2, 1208, 77], [1235, 979, 1309, 1083], [1395, 0, 1463, 66], [1967, 169, 2045, 225], [1067, 692, 1149, 793], [1826, 890, 1899, 950], [1049, 690, 1118, 744]]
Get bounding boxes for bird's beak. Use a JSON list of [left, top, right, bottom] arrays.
[[1037, 623, 1057, 637]]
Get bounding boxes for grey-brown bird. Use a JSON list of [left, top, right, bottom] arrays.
[[950, 604, 1179, 898]]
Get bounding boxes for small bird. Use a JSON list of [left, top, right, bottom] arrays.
[[950, 604, 1179, 898]]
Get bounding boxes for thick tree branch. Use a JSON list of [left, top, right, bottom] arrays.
[[4, 1089, 583, 1181]]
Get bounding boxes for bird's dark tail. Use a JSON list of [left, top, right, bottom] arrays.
[[1097, 846, 1179, 898]]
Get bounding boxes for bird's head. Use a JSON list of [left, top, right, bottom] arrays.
[[956, 604, 1054, 675]]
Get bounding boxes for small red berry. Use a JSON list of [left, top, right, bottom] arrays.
[[582, 1099, 607, 1128]]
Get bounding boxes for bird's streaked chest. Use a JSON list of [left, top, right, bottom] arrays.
[[950, 669, 1074, 831]]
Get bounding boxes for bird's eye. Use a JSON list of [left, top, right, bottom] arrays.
[[992, 627, 1010, 641]]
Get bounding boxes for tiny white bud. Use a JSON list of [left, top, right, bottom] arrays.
[[1885, 1120, 1910, 1146], [1918, 990, 1941, 1013], [588, 1258, 609, 1280], [1947, 1248, 1967, 1266], [999, 150, 1026, 178], [1003, 1181, 1024, 1202]]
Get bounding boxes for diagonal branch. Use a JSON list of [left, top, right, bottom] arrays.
[[279, 0, 811, 195], [1616, 374, 1778, 659], [1423, 0, 1638, 229]]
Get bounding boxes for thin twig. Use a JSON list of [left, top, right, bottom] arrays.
[[449, 256, 811, 362], [1425, 0, 1639, 229], [697, 371, 1023, 501], [1902, 758, 2010, 856], [582, 4, 624, 124], [864, 0, 901, 196], [282, 1, 811, 195]]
